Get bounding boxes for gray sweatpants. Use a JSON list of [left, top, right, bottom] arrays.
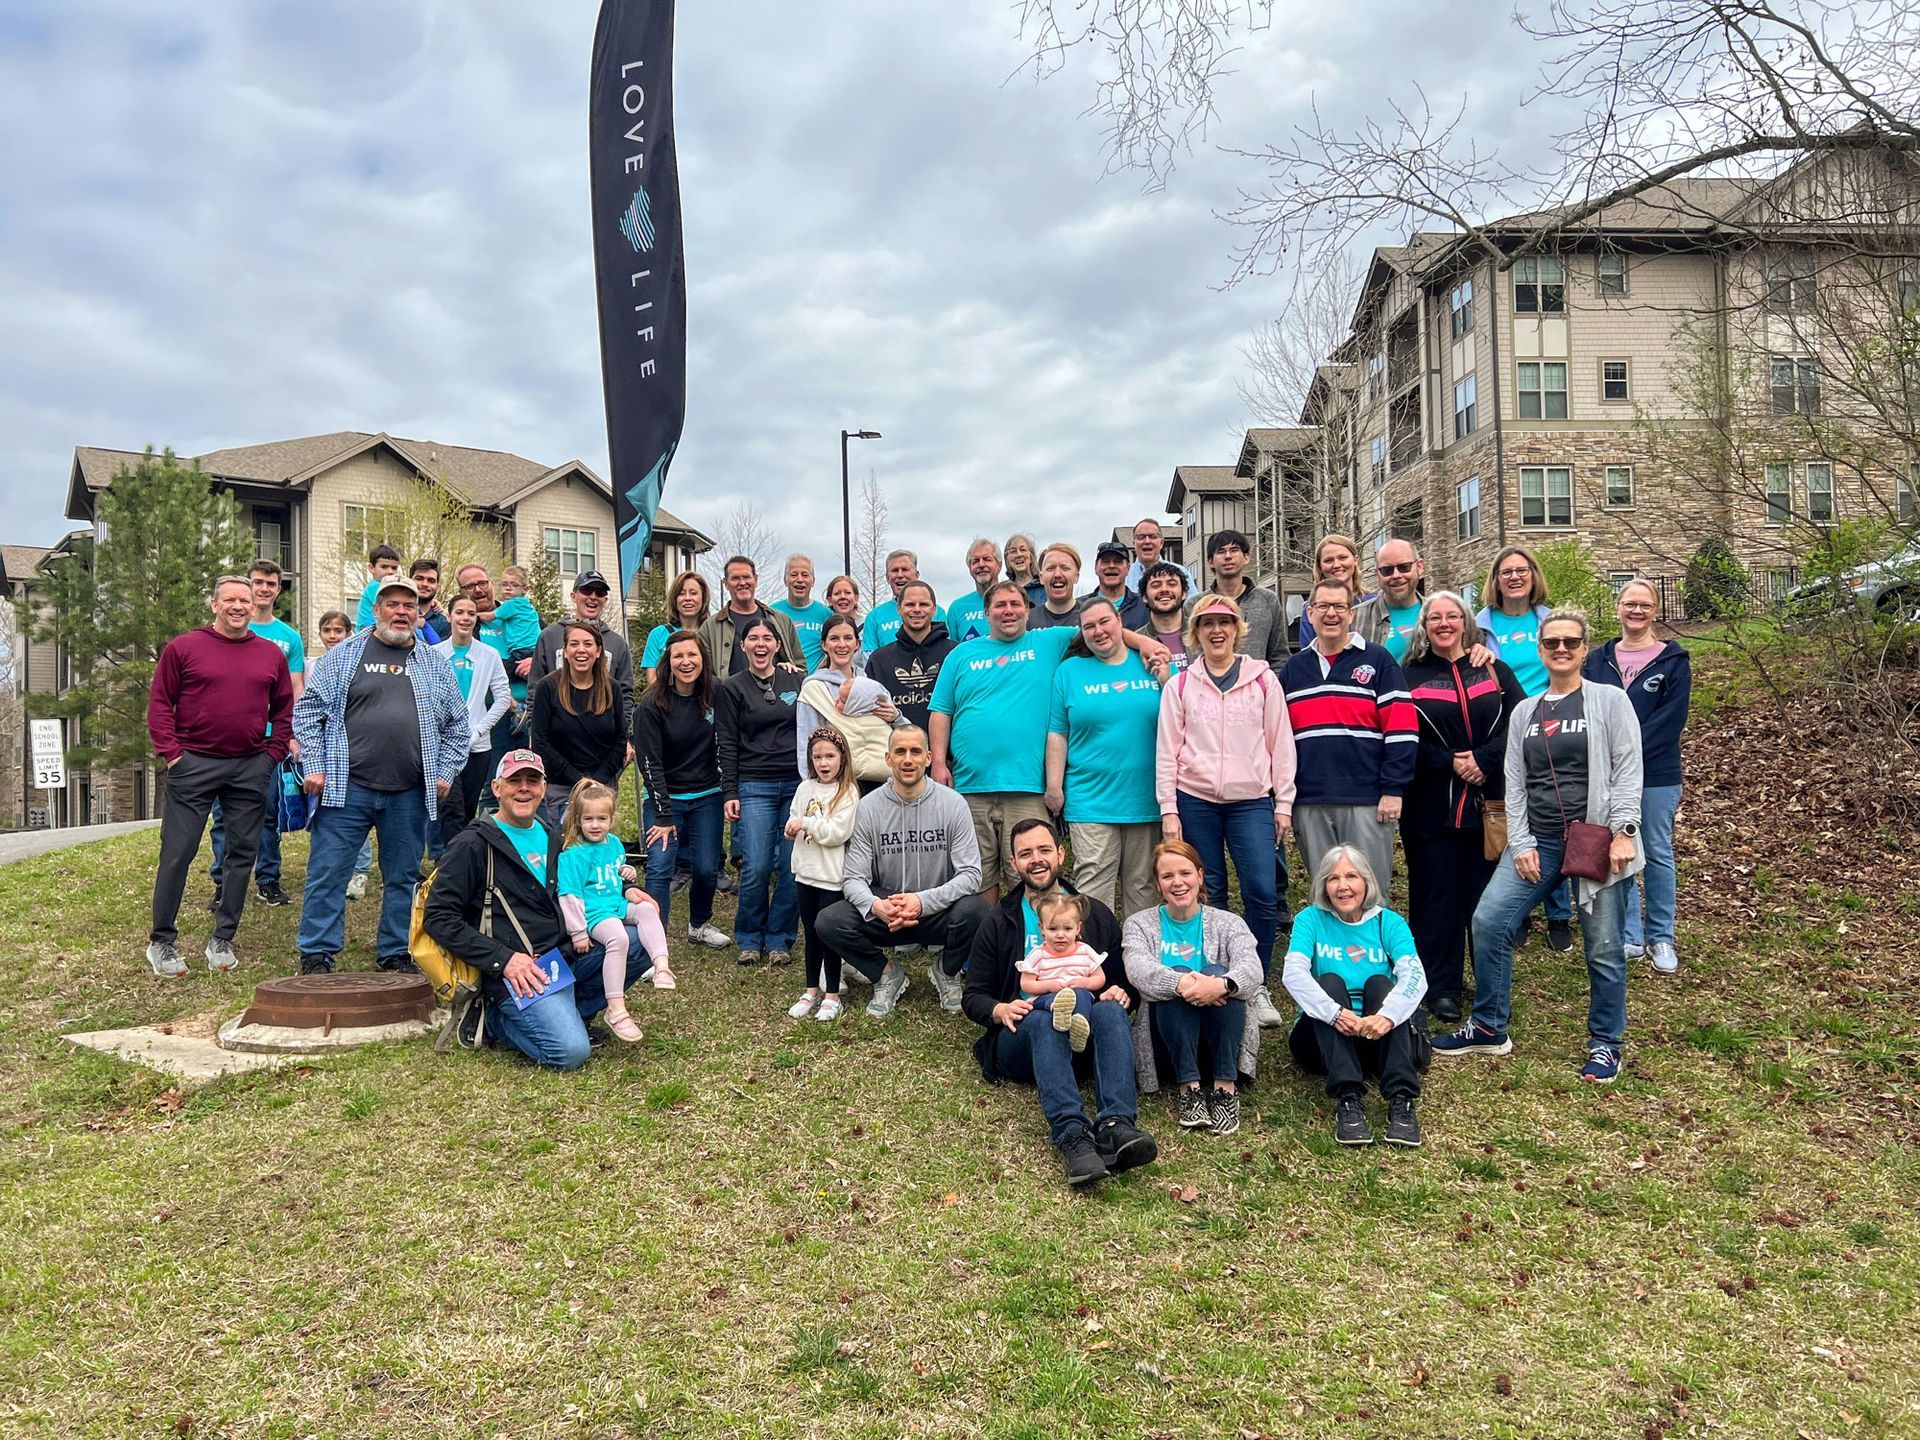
[[1294, 802, 1397, 893]]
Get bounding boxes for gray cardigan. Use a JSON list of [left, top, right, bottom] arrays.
[[1121, 906, 1264, 1093], [1504, 680, 1646, 909]]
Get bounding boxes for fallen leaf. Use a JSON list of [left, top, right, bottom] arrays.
[[1406, 1362, 1430, 1388], [1494, 1373, 1513, 1397], [152, 1090, 185, 1116], [1171, 1183, 1199, 1204], [939, 1192, 961, 1208]]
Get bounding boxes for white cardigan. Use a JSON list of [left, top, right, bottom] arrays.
[[432, 638, 514, 754]]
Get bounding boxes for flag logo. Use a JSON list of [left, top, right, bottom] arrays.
[[620, 189, 655, 252]]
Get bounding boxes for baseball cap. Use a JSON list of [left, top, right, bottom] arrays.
[[1095, 540, 1131, 561], [375, 574, 421, 599], [573, 570, 610, 594], [494, 748, 546, 781]]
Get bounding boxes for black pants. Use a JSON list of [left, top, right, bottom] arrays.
[[795, 882, 843, 992], [814, 894, 991, 983], [152, 750, 275, 946], [1287, 972, 1422, 1101], [439, 747, 494, 850], [1402, 824, 1496, 1007]]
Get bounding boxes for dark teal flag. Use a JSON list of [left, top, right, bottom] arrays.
[[590, 0, 685, 594]]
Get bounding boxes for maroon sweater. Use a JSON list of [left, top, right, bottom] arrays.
[[147, 626, 294, 764]]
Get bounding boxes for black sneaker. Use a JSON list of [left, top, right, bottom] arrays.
[[1095, 1117, 1158, 1174], [1208, 1088, 1241, 1137], [715, 869, 736, 895], [1547, 919, 1575, 952], [1384, 1096, 1422, 1147], [1431, 995, 1462, 1024], [377, 953, 420, 974], [299, 953, 336, 976], [1058, 1131, 1109, 1186], [456, 998, 486, 1049], [1334, 1095, 1373, 1146], [256, 882, 292, 907], [206, 894, 219, 913], [670, 872, 691, 894], [585, 1020, 613, 1047]]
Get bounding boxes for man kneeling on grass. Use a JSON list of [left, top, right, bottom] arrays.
[[422, 750, 650, 1070], [961, 817, 1156, 1186]]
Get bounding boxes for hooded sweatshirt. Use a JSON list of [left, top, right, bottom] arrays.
[[1583, 638, 1691, 788], [1154, 656, 1298, 820], [866, 621, 958, 731], [840, 778, 981, 919]]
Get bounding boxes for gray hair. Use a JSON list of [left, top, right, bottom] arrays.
[[1310, 844, 1385, 915], [1404, 589, 1484, 662], [782, 553, 815, 573], [1003, 532, 1038, 570], [885, 548, 918, 568], [966, 536, 999, 561], [212, 574, 252, 598], [1541, 605, 1592, 643]]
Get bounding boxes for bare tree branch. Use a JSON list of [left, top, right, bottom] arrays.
[[699, 501, 787, 602]]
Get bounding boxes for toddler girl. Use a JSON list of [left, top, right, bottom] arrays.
[[784, 727, 860, 1020], [1017, 891, 1108, 1052], [557, 779, 673, 1042]]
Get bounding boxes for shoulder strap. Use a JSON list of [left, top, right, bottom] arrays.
[[1539, 698, 1573, 828], [479, 822, 539, 955]]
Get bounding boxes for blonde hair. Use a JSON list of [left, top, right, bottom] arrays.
[[1315, 533, 1362, 589], [559, 778, 619, 851], [1540, 606, 1591, 644], [1185, 594, 1247, 654], [1033, 890, 1089, 932]]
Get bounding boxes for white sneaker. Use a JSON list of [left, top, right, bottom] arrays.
[[651, 965, 677, 990], [787, 993, 818, 1019], [688, 923, 732, 949], [866, 962, 911, 1019], [1250, 984, 1285, 1029], [145, 941, 187, 978], [928, 962, 964, 1014], [1624, 942, 1645, 960], [816, 995, 843, 1022], [346, 872, 368, 900], [1649, 942, 1680, 975], [204, 938, 239, 973]]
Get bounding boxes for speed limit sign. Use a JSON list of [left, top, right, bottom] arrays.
[[30, 719, 64, 791]]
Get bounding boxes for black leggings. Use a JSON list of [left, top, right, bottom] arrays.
[[796, 883, 842, 993], [1287, 972, 1423, 1101], [439, 747, 494, 849]]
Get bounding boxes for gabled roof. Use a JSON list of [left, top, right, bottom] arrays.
[[1, 543, 51, 589], [1165, 464, 1245, 512], [1235, 427, 1318, 479], [652, 504, 715, 551], [1301, 364, 1356, 425]]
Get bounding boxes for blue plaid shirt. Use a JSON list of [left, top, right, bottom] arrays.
[[294, 628, 471, 820]]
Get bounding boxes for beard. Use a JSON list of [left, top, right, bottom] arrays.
[[373, 621, 415, 648]]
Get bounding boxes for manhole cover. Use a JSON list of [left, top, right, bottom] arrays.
[[239, 972, 436, 1034]]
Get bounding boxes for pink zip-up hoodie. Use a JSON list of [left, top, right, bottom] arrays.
[[1155, 658, 1298, 820]]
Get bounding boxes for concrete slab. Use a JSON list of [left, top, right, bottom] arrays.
[[64, 1024, 294, 1083], [218, 1011, 445, 1054]]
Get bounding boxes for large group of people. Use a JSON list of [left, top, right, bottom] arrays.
[[143, 522, 1691, 1185]]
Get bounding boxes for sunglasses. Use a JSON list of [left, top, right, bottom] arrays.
[[1539, 636, 1585, 652], [1377, 562, 1417, 577]]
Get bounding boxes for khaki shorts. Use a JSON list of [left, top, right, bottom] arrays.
[[963, 791, 1052, 893]]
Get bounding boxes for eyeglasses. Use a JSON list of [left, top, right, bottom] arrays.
[[1377, 562, 1417, 577], [1619, 602, 1654, 612], [1212, 544, 1246, 557], [1309, 601, 1352, 614], [1539, 636, 1585, 652], [1497, 568, 1532, 580]]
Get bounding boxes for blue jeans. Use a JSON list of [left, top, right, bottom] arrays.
[[645, 792, 723, 927], [994, 993, 1138, 1146], [296, 782, 428, 961], [209, 782, 283, 887], [1150, 996, 1247, 1087], [1628, 784, 1681, 948], [734, 778, 799, 952], [1175, 792, 1278, 975], [1469, 839, 1629, 1047], [354, 835, 374, 878], [485, 922, 643, 1071]]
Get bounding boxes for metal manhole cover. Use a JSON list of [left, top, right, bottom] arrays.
[[239, 972, 436, 1033]]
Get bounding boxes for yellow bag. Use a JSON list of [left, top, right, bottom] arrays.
[[409, 844, 490, 1051]]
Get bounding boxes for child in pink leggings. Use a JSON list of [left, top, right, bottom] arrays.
[[556, 779, 672, 1041]]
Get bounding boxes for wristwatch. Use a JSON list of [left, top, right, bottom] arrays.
[[1223, 977, 1240, 995], [1617, 822, 1640, 839]]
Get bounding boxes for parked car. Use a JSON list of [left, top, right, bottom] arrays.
[[1784, 544, 1920, 623]]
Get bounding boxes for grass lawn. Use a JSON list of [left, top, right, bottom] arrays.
[[2, 709, 1916, 1437]]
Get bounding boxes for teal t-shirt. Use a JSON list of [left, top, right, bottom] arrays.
[[1021, 898, 1042, 956], [1156, 907, 1208, 973], [1487, 606, 1548, 695], [1284, 906, 1418, 1012], [557, 834, 630, 930], [356, 576, 384, 627], [1379, 602, 1422, 662], [495, 817, 550, 884], [640, 623, 672, 670], [447, 642, 477, 702], [862, 599, 946, 652], [477, 596, 544, 701], [249, 617, 305, 675], [928, 626, 1075, 793], [1046, 652, 1162, 824], [772, 598, 832, 671], [947, 590, 991, 642]]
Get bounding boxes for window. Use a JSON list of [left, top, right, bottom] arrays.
[[1184, 503, 1198, 541], [1764, 462, 1792, 525], [1771, 355, 1820, 415], [342, 502, 402, 606], [1519, 466, 1573, 527], [1370, 434, 1387, 486], [542, 527, 598, 580], [1456, 477, 1482, 541], [1391, 502, 1424, 544], [253, 508, 289, 567], [1901, 464, 1917, 525], [1805, 462, 1834, 523], [1766, 251, 1814, 313], [1517, 361, 1569, 419], [1608, 571, 1640, 596], [1367, 352, 1386, 400], [1449, 280, 1474, 339], [1513, 257, 1565, 313], [1596, 253, 1628, 295], [1900, 265, 1919, 315], [1601, 359, 1630, 402], [1453, 374, 1478, 438], [1605, 465, 1635, 508]]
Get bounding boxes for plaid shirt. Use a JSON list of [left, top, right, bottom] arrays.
[[294, 628, 471, 820]]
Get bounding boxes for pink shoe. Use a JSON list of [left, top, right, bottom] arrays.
[[604, 1008, 643, 1042], [651, 966, 677, 991]]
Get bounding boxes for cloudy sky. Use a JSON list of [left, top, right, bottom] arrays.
[[0, 1, 1546, 604]]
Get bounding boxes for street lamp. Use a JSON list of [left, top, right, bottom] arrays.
[[840, 428, 882, 576]]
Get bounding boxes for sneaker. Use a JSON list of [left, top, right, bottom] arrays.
[[1250, 984, 1285, 1029], [1384, 1096, 1422, 1147], [299, 953, 337, 976], [737, 948, 762, 968], [1057, 1131, 1109, 1186], [377, 953, 420, 974], [1176, 1087, 1210, 1130], [930, 963, 966, 1014], [204, 938, 239, 973], [767, 949, 792, 968], [1624, 941, 1646, 960], [256, 882, 291, 907], [787, 992, 818, 1019], [1095, 1117, 1158, 1174], [1547, 919, 1575, 952], [1050, 988, 1079, 1033], [603, 1008, 643, 1042], [866, 962, 911, 1019], [1334, 1095, 1373, 1146], [455, 997, 486, 1049], [715, 869, 736, 894], [145, 941, 187, 978], [1066, 1013, 1091, 1053], [670, 872, 691, 894], [651, 964, 677, 990], [688, 923, 732, 950], [585, 1020, 612, 1047], [206, 895, 218, 913], [346, 873, 368, 900], [1430, 995, 1462, 1024], [1208, 1088, 1241, 1136], [1580, 1044, 1622, 1084], [1431, 1019, 1513, 1058], [1649, 942, 1679, 975], [816, 995, 843, 1022]]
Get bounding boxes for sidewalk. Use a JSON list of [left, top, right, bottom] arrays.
[[0, 820, 158, 868]]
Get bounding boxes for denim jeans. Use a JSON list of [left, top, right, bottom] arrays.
[[296, 782, 428, 962], [644, 791, 723, 927], [209, 776, 283, 887], [1175, 791, 1278, 975], [1627, 784, 1682, 948], [734, 778, 799, 952], [485, 921, 642, 1071], [994, 993, 1138, 1146], [1149, 996, 1247, 1088], [1469, 839, 1629, 1047]]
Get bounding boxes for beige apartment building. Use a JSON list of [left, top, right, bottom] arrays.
[[4, 430, 713, 826]]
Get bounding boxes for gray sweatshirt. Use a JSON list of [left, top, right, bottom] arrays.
[[841, 778, 982, 918]]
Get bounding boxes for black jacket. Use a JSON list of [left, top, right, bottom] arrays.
[[1401, 654, 1525, 837], [423, 817, 567, 1002], [963, 880, 1135, 1081], [528, 674, 631, 789], [866, 622, 958, 731]]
